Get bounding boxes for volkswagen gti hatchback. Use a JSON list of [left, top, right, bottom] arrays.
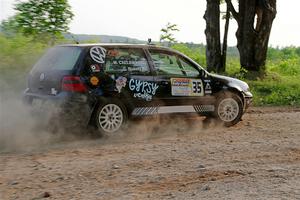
[[23, 44, 253, 135]]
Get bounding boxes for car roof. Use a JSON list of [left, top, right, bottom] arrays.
[[58, 43, 173, 51], [57, 43, 206, 71]]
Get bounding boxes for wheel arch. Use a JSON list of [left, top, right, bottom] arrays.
[[213, 87, 245, 126], [218, 86, 245, 107], [227, 87, 244, 105]]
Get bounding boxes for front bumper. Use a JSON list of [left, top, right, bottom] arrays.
[[242, 91, 253, 111]]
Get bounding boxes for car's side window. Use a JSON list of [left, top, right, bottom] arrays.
[[105, 48, 150, 75], [178, 58, 200, 78], [149, 50, 200, 77], [149, 50, 185, 76]]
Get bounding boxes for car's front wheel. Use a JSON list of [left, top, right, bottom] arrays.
[[214, 91, 244, 127], [94, 99, 127, 136]]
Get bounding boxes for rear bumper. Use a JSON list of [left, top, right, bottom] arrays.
[[23, 88, 88, 103], [23, 89, 93, 127]]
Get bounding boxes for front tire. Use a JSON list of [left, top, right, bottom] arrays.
[[214, 91, 243, 127], [94, 99, 128, 136]]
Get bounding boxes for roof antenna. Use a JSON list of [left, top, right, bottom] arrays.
[[70, 33, 79, 44]]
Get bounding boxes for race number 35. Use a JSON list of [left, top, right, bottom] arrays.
[[192, 81, 202, 93]]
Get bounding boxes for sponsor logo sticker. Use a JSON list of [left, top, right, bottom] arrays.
[[90, 76, 99, 86], [115, 76, 127, 93], [39, 73, 45, 81], [90, 46, 107, 64], [90, 64, 101, 72], [129, 79, 159, 101], [171, 78, 204, 96]]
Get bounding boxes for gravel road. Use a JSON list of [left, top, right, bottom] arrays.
[[0, 107, 300, 200]]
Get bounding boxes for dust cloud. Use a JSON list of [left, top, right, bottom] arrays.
[[108, 114, 218, 144], [0, 74, 65, 153], [0, 90, 212, 153], [0, 77, 219, 153], [0, 88, 219, 153], [0, 94, 54, 152]]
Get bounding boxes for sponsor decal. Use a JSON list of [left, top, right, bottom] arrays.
[[90, 76, 99, 86], [39, 73, 45, 81], [133, 93, 153, 101], [110, 74, 116, 80], [115, 76, 127, 93], [51, 88, 57, 95], [129, 79, 159, 101], [90, 64, 101, 73], [204, 79, 212, 94], [132, 105, 215, 116], [112, 59, 146, 66], [171, 78, 204, 96], [205, 83, 212, 94], [90, 46, 107, 64], [107, 49, 119, 57]]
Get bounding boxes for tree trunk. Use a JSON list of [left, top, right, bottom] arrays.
[[220, 4, 231, 72], [226, 0, 277, 72], [204, 0, 221, 72], [236, 0, 257, 71], [253, 0, 277, 70]]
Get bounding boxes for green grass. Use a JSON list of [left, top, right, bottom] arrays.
[[249, 78, 300, 106]]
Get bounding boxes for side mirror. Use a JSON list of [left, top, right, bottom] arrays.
[[201, 70, 208, 78]]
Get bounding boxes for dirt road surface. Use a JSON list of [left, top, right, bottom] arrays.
[[0, 107, 300, 200]]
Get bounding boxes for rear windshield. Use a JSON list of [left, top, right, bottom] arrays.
[[32, 46, 82, 71]]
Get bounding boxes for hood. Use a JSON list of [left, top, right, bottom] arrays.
[[209, 73, 250, 92]]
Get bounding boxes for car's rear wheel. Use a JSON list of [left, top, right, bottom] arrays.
[[214, 91, 243, 127], [94, 99, 127, 136]]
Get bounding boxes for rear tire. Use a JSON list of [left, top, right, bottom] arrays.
[[93, 99, 128, 137], [214, 91, 243, 127]]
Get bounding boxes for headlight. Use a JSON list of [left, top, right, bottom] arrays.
[[243, 82, 250, 92], [232, 79, 250, 92]]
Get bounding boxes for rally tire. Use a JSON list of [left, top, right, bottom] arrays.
[[93, 99, 128, 137], [214, 91, 244, 127]]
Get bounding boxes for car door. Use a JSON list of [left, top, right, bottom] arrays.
[[102, 47, 157, 107], [147, 49, 213, 106]]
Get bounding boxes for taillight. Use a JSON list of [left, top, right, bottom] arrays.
[[62, 76, 87, 93]]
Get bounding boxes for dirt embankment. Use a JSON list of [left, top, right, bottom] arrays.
[[0, 107, 300, 200]]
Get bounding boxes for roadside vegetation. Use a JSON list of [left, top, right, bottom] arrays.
[[0, 33, 299, 106], [1, 0, 297, 107], [173, 43, 300, 106], [0, 34, 48, 94]]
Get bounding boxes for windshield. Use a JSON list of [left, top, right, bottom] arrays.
[[32, 46, 82, 71]]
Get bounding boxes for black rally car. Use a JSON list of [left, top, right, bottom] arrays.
[[23, 44, 252, 134]]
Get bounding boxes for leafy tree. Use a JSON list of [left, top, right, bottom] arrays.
[[3, 0, 74, 42], [160, 23, 179, 45], [204, 0, 276, 74], [0, 16, 20, 36]]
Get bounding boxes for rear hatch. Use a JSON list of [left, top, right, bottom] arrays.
[[28, 46, 83, 95]]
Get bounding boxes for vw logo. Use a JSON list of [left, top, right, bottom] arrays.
[[39, 73, 45, 81], [90, 46, 107, 64]]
